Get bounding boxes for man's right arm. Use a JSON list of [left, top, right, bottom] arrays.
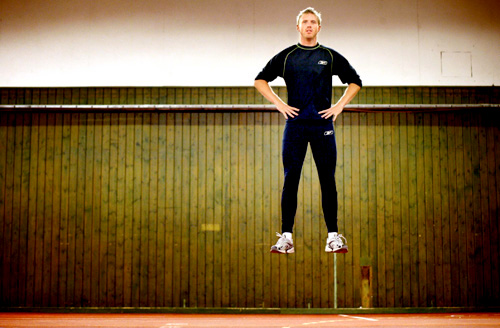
[[254, 79, 299, 119]]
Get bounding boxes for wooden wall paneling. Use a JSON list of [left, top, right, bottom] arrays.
[[92, 113, 104, 306], [439, 113, 452, 306], [399, 112, 411, 307], [0, 88, 8, 103], [114, 113, 127, 307], [188, 113, 199, 307], [17, 114, 31, 306], [106, 113, 117, 307], [196, 112, 207, 308], [383, 113, 395, 308], [33, 113, 47, 306], [471, 112, 486, 305], [269, 113, 281, 308], [1, 104, 500, 309], [1, 114, 14, 306], [357, 105, 369, 301], [374, 111, 386, 307], [406, 113, 419, 307], [171, 112, 182, 306], [82, 113, 95, 306], [365, 112, 377, 307], [422, 113, 435, 307], [260, 112, 271, 308], [48, 112, 61, 307], [276, 113, 284, 308], [122, 113, 134, 306], [472, 113, 487, 306], [245, 112, 255, 308], [391, 112, 403, 308], [136, 108, 149, 306], [228, 112, 239, 307], [343, 112, 354, 308], [180, 113, 191, 306], [414, 112, 426, 307], [203, 112, 215, 307], [237, 112, 248, 307], [220, 112, 231, 307], [446, 113, 460, 306], [64, 113, 76, 306], [351, 111, 362, 308], [253, 112, 264, 308], [164, 112, 175, 307], [460, 111, 472, 306], [155, 112, 167, 307], [358, 111, 369, 306], [486, 112, 500, 304], [478, 113, 494, 305], [430, 113, 443, 307]]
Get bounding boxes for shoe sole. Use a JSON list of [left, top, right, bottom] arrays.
[[270, 247, 295, 254], [326, 245, 348, 253]]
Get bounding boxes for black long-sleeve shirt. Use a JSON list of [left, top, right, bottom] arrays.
[[255, 43, 362, 121]]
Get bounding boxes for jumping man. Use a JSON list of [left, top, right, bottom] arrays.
[[254, 7, 362, 254]]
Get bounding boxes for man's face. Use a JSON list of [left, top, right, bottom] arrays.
[[297, 13, 321, 40]]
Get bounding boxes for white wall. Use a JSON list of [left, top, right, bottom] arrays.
[[1, 0, 499, 87]]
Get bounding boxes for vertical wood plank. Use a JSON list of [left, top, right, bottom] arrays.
[[156, 112, 167, 307], [383, 113, 395, 308], [202, 112, 213, 307], [180, 113, 191, 306], [375, 112, 386, 307], [261, 112, 272, 308], [415, 112, 427, 307], [253, 112, 264, 308], [238, 112, 248, 307], [407, 113, 420, 307], [399, 112, 411, 307], [165, 112, 175, 306], [1, 114, 15, 306], [139, 113, 150, 307], [1, 96, 500, 309], [423, 113, 436, 307], [48, 113, 61, 307], [431, 113, 444, 307], [18, 114, 32, 306], [106, 113, 118, 307], [366, 112, 378, 307], [82, 113, 94, 307], [91, 113, 103, 306], [246, 112, 255, 307], [446, 113, 460, 305], [220, 112, 231, 307], [34, 114, 47, 306], [148, 113, 159, 306], [188, 113, 199, 306], [391, 113, 403, 307]]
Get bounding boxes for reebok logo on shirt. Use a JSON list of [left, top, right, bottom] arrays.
[[318, 60, 328, 65], [324, 130, 334, 136]]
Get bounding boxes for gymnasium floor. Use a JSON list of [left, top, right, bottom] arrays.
[[0, 312, 499, 327]]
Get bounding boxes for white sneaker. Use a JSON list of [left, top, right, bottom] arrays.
[[325, 233, 348, 253], [270, 232, 295, 254]]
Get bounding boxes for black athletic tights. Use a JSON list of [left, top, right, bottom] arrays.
[[281, 119, 338, 233]]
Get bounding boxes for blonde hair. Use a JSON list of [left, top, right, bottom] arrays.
[[296, 7, 322, 26]]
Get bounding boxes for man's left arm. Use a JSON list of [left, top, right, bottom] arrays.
[[319, 83, 361, 121]]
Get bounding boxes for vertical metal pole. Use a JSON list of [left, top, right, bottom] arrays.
[[334, 253, 337, 308]]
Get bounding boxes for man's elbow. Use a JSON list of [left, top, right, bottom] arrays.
[[254, 79, 267, 90]]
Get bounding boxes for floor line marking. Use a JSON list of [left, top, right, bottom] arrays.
[[339, 314, 378, 322]]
